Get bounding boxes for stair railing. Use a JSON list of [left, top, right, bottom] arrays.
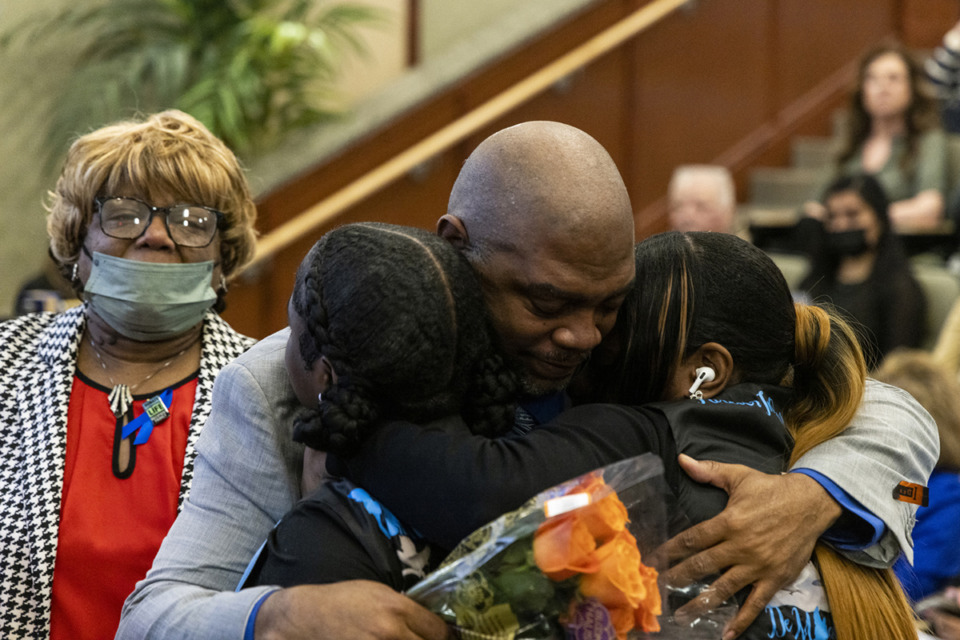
[[243, 0, 691, 273]]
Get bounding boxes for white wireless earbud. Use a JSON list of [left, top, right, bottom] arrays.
[[688, 367, 716, 400]]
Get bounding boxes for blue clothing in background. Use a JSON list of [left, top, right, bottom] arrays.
[[895, 469, 960, 601]]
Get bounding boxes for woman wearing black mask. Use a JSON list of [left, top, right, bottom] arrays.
[[799, 174, 926, 369]]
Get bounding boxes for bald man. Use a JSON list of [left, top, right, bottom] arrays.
[[118, 122, 637, 640], [441, 122, 636, 399], [119, 123, 936, 640]]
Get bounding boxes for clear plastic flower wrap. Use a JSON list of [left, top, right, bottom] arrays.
[[407, 453, 736, 639]]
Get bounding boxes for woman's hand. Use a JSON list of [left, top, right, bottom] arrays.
[[801, 200, 828, 221]]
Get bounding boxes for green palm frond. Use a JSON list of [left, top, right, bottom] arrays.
[[1, 0, 387, 163]]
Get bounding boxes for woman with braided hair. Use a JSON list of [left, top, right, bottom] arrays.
[[287, 222, 517, 457], [241, 221, 518, 590], [332, 231, 925, 639]]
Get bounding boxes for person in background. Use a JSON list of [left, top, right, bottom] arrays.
[[918, 587, 960, 640], [804, 44, 947, 231], [873, 349, 960, 603], [798, 174, 926, 369], [0, 110, 258, 639], [924, 19, 960, 134], [667, 164, 739, 235], [13, 257, 80, 316]]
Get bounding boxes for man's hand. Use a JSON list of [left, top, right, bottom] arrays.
[[255, 581, 451, 640], [662, 455, 842, 639]]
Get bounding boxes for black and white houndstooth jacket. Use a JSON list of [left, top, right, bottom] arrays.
[[0, 304, 254, 637]]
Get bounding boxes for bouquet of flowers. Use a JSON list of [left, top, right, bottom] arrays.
[[408, 454, 671, 639]]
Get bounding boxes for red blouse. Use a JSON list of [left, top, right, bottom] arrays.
[[50, 372, 198, 640]]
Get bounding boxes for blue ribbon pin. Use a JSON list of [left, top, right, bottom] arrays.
[[121, 388, 173, 445]]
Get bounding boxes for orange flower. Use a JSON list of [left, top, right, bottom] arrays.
[[579, 529, 662, 636], [532, 474, 662, 637], [579, 530, 647, 609], [605, 605, 636, 639], [533, 514, 599, 581], [635, 601, 662, 635], [578, 491, 629, 543], [635, 559, 662, 633]]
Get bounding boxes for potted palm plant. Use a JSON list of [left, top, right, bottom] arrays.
[[2, 0, 383, 160]]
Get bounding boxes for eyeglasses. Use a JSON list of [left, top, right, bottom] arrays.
[[94, 196, 223, 248]]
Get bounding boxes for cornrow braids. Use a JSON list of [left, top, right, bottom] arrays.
[[291, 223, 517, 455], [461, 353, 519, 438]]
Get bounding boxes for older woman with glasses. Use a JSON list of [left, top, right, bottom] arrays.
[[0, 110, 258, 639]]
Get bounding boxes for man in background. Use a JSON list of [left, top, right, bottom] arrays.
[[668, 164, 740, 234]]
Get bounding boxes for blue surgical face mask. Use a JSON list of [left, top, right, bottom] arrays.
[[84, 252, 217, 342]]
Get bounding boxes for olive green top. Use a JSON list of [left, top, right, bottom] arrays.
[[834, 129, 948, 202]]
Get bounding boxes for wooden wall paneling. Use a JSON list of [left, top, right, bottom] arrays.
[[775, 0, 896, 112], [461, 49, 632, 174], [450, 0, 636, 113], [226, 146, 464, 337], [230, 0, 928, 337], [899, 0, 960, 49], [254, 94, 463, 234], [629, 0, 771, 238]]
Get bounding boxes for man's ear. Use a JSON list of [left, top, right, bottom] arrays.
[[437, 214, 469, 250], [686, 342, 735, 399]]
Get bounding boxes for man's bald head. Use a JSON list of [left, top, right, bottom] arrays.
[[439, 122, 636, 396], [446, 121, 634, 261]]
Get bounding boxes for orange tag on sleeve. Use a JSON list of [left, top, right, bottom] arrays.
[[893, 481, 928, 507]]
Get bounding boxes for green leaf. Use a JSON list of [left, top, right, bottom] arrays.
[[2, 0, 388, 161]]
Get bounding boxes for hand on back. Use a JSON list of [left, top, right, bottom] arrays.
[[662, 456, 841, 639]]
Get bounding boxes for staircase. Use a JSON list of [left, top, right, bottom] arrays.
[[741, 113, 846, 248]]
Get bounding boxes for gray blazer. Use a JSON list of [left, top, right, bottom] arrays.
[[118, 329, 938, 638]]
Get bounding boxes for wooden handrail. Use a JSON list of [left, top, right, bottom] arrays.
[[246, 0, 690, 272]]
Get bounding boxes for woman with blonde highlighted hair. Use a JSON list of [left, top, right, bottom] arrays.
[[0, 110, 257, 638], [330, 231, 924, 639]]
